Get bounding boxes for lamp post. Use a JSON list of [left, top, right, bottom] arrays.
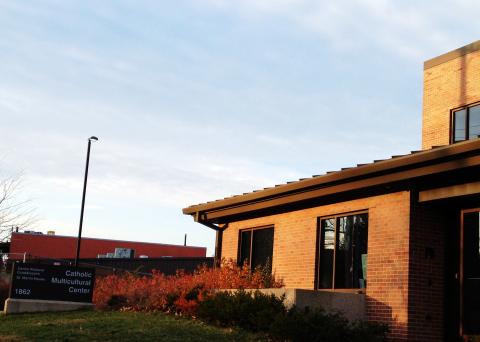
[[74, 136, 98, 267]]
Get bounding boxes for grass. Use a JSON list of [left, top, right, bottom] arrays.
[[0, 310, 266, 342]]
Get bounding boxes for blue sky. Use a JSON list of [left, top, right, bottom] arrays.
[[0, 1, 479, 255]]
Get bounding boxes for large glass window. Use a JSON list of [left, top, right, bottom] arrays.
[[318, 213, 368, 289], [238, 226, 274, 272], [319, 218, 335, 289], [452, 104, 480, 143]]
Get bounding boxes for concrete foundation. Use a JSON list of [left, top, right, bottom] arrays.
[[3, 298, 94, 314]]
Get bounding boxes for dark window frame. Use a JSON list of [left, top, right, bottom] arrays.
[[315, 210, 368, 291], [237, 225, 274, 271], [451, 102, 480, 144]]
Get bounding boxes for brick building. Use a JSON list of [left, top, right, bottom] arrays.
[[183, 41, 480, 341], [9, 232, 207, 260]]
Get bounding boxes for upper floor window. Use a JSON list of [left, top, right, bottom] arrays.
[[317, 212, 368, 290], [452, 103, 480, 143], [238, 226, 274, 272]]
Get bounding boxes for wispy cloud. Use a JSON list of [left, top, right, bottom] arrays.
[[0, 0, 477, 253], [199, 0, 479, 60]]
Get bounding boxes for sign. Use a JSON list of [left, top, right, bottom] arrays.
[[9, 263, 95, 303]]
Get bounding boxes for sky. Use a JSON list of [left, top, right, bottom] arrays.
[[0, 0, 479, 255]]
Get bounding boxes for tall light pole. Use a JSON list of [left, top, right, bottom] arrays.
[[75, 136, 98, 267]]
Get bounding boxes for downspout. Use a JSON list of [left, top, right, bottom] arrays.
[[194, 212, 228, 268], [214, 228, 224, 268]]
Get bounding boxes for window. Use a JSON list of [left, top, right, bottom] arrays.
[[238, 226, 274, 272], [317, 212, 368, 289], [452, 103, 480, 143]]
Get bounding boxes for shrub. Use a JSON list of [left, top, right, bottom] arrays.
[[106, 295, 128, 310], [198, 290, 286, 332], [270, 307, 351, 342], [269, 306, 388, 342], [92, 261, 387, 341], [93, 259, 283, 315], [349, 320, 389, 342], [198, 292, 388, 341]]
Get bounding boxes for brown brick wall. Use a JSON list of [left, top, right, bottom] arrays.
[[222, 191, 411, 341], [408, 201, 446, 342], [422, 49, 480, 150]]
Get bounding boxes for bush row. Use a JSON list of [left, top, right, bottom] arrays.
[[198, 290, 388, 342], [93, 259, 282, 314], [94, 260, 387, 341]]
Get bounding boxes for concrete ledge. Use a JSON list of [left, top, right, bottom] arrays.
[[424, 40, 480, 70], [221, 288, 365, 322], [3, 298, 94, 314]]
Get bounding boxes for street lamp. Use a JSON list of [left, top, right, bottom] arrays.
[[74, 136, 98, 267]]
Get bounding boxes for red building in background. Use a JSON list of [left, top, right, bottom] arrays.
[[9, 232, 206, 260]]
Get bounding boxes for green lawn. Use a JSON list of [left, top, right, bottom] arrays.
[[0, 310, 266, 342]]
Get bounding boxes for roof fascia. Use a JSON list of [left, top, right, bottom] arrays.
[[203, 154, 480, 221], [183, 139, 480, 216]]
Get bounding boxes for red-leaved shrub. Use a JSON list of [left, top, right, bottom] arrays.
[[93, 259, 283, 315]]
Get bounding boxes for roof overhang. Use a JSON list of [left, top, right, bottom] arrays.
[[183, 139, 480, 224]]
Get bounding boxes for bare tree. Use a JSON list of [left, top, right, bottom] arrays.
[[0, 173, 37, 242]]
